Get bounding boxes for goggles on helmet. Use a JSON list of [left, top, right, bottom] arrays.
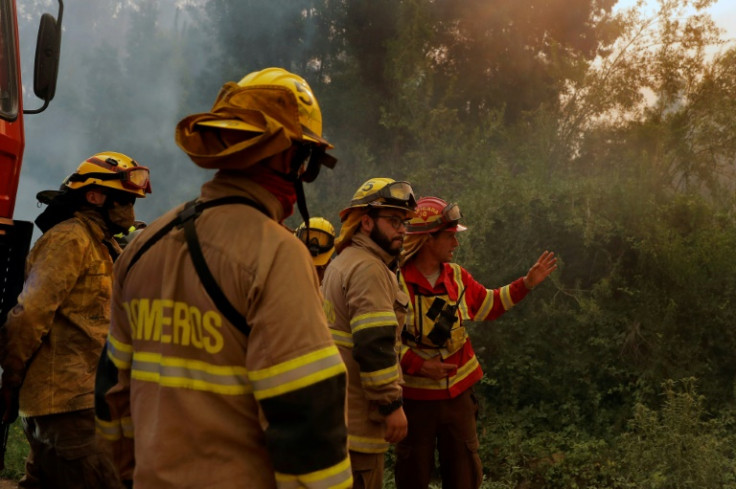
[[296, 226, 335, 257], [351, 181, 417, 209], [290, 143, 338, 183], [407, 202, 463, 234], [65, 157, 152, 193]]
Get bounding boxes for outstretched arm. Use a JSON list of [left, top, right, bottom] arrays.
[[523, 250, 557, 290]]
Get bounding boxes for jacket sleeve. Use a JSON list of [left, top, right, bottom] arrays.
[[464, 268, 530, 321], [246, 238, 351, 489], [95, 259, 135, 481], [0, 225, 90, 388], [345, 260, 403, 404]]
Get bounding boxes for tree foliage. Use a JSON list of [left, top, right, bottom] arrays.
[[14, 0, 736, 485]]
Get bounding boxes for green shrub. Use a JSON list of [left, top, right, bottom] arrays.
[[0, 420, 28, 482], [615, 378, 736, 489]]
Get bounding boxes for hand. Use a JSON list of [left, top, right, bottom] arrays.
[[523, 250, 557, 290], [384, 406, 408, 443], [419, 356, 457, 380]]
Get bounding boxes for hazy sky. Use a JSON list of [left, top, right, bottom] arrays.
[[615, 0, 736, 41], [9, 0, 736, 242]]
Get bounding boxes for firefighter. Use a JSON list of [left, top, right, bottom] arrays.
[[0, 152, 151, 489], [295, 216, 336, 284], [95, 68, 351, 489], [393, 196, 557, 489], [321, 178, 417, 489]]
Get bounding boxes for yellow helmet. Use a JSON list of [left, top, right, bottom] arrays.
[[63, 152, 151, 198], [295, 217, 335, 267], [339, 178, 417, 221], [197, 67, 333, 149]]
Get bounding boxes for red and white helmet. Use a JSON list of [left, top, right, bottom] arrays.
[[406, 196, 467, 235]]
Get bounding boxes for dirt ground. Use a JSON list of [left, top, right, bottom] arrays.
[[0, 479, 16, 489]]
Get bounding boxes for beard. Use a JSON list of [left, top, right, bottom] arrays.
[[370, 225, 403, 256]]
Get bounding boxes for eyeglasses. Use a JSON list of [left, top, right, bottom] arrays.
[[67, 157, 152, 193], [351, 181, 417, 209], [407, 202, 463, 234], [296, 227, 335, 257], [374, 214, 410, 230]]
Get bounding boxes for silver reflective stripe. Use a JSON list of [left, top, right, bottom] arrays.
[[131, 352, 251, 395], [275, 458, 353, 489], [350, 311, 397, 333], [107, 335, 133, 369], [330, 328, 354, 348], [348, 434, 390, 453], [359, 364, 399, 387], [249, 346, 346, 400]]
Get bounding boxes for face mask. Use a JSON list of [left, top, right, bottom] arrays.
[[106, 201, 136, 233]]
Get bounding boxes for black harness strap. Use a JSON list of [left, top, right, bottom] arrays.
[[125, 196, 268, 337]]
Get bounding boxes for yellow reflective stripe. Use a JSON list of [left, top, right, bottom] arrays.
[[121, 416, 134, 438], [350, 311, 397, 334], [95, 417, 122, 441], [348, 434, 390, 453], [403, 354, 480, 390], [450, 264, 469, 319], [275, 457, 353, 489], [398, 273, 415, 331], [330, 328, 354, 348], [359, 363, 399, 387], [107, 335, 133, 369], [399, 344, 411, 360], [95, 416, 134, 441], [499, 284, 514, 310], [475, 290, 494, 320], [249, 346, 346, 400], [131, 352, 251, 395]]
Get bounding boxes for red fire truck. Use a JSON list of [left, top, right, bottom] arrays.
[[0, 0, 62, 329]]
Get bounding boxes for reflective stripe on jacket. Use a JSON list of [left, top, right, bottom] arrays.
[[1, 211, 120, 417], [398, 261, 529, 400], [322, 232, 407, 454], [96, 173, 351, 489]]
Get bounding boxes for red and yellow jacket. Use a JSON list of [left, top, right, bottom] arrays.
[[95, 174, 351, 489], [398, 261, 529, 401]]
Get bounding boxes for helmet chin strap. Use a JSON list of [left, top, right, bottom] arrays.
[[285, 170, 310, 240], [288, 147, 311, 237]]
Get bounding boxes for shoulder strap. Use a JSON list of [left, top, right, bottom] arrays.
[[125, 196, 267, 337]]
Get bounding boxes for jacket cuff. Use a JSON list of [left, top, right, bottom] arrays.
[[378, 398, 403, 416]]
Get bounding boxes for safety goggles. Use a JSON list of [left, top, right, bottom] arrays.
[[408, 202, 463, 233], [351, 181, 417, 209], [290, 144, 338, 183], [296, 226, 335, 257], [67, 157, 152, 193]]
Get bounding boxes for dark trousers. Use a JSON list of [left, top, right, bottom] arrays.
[[19, 408, 123, 489], [395, 389, 483, 489]]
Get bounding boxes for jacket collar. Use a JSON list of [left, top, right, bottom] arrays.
[[74, 209, 108, 241], [201, 170, 285, 221], [401, 260, 455, 293]]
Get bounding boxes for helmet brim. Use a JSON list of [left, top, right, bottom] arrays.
[[197, 119, 335, 150], [445, 223, 467, 232], [196, 119, 266, 133]]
